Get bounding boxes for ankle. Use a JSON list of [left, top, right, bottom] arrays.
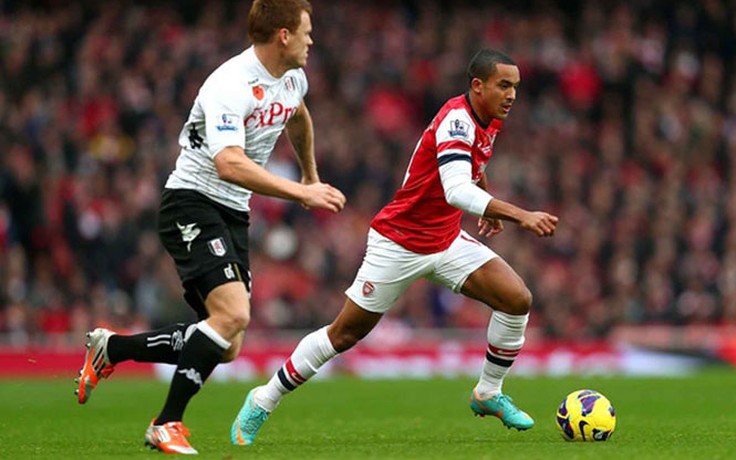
[[474, 384, 501, 399], [253, 387, 279, 412]]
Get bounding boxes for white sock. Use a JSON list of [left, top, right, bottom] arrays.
[[475, 311, 528, 398], [254, 326, 337, 411]]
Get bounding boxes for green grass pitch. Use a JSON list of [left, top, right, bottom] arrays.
[[2, 369, 735, 459]]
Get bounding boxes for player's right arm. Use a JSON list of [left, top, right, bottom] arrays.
[[481, 197, 558, 237], [199, 69, 344, 213], [213, 147, 345, 212]]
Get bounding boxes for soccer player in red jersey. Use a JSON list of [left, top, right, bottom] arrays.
[[232, 48, 559, 445]]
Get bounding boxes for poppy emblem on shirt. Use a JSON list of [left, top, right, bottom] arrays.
[[252, 85, 264, 101], [362, 281, 375, 296]]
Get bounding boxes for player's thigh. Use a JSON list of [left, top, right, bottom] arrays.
[[327, 297, 383, 352], [204, 281, 251, 323], [201, 202, 252, 328], [461, 257, 532, 315], [159, 189, 251, 320], [179, 281, 251, 340], [429, 230, 498, 293], [344, 229, 432, 314]]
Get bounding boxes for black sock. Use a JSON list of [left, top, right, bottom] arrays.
[[107, 323, 195, 365], [154, 328, 227, 424]]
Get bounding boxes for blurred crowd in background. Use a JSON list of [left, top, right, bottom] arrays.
[[2, 0, 736, 348]]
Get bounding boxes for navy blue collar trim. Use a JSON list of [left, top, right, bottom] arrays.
[[464, 92, 488, 129]]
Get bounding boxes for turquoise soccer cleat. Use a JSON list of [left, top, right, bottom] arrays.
[[231, 387, 270, 446], [470, 390, 535, 431]]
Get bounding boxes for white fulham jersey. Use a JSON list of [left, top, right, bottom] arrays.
[[165, 46, 308, 212]]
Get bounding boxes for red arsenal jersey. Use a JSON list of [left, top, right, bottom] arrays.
[[371, 93, 501, 254]]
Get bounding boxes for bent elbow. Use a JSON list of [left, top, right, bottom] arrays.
[[213, 150, 237, 183]]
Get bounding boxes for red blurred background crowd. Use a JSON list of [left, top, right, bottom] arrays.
[[1, 0, 735, 348]]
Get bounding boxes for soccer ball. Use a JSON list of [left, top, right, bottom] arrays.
[[555, 389, 616, 442]]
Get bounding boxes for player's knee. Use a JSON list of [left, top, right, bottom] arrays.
[[228, 309, 250, 331], [507, 286, 532, 315], [209, 308, 250, 336], [329, 328, 365, 353]]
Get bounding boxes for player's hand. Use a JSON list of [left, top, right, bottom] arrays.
[[478, 217, 504, 238], [300, 182, 346, 213], [519, 211, 558, 237]]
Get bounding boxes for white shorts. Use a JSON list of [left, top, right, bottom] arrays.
[[345, 228, 498, 314]]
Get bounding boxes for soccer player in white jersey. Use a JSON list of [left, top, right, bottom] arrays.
[[74, 0, 345, 454], [231, 48, 559, 445]]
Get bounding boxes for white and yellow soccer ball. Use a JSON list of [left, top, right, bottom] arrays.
[[555, 389, 616, 442]]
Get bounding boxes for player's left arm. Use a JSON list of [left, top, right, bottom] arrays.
[[286, 100, 319, 184]]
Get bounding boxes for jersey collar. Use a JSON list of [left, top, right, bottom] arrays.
[[247, 46, 279, 84], [464, 92, 503, 132], [464, 92, 488, 129]]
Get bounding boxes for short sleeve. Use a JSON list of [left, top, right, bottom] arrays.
[[200, 74, 255, 158], [435, 108, 476, 157]]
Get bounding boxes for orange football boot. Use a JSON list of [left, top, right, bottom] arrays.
[[75, 328, 115, 404], [144, 420, 198, 455]]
